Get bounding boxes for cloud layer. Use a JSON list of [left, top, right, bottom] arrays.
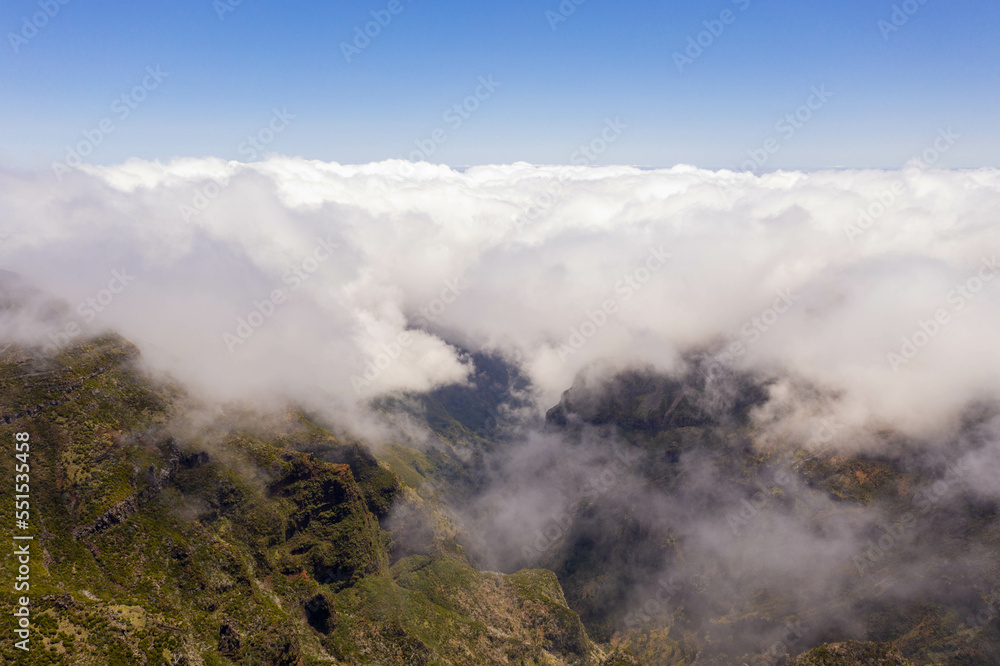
[[1, 158, 998, 443]]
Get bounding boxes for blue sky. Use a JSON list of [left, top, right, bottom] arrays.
[[1, 0, 997, 169]]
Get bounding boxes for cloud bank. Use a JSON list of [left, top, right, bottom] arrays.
[[0, 158, 998, 444]]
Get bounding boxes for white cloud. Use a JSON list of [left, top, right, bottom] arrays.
[[1, 159, 998, 444]]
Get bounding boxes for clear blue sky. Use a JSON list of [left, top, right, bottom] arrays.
[[1, 0, 997, 169]]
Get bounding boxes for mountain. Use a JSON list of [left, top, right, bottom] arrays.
[[0, 333, 635, 665], [1, 316, 998, 664], [375, 359, 1000, 664], [514, 367, 1000, 664]]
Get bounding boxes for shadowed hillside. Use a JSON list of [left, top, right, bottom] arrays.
[[0, 334, 634, 665]]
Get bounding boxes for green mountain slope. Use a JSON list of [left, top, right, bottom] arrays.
[[0, 335, 633, 665]]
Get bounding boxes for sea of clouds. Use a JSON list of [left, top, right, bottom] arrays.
[[0, 158, 998, 447]]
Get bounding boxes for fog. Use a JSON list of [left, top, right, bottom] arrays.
[[1, 158, 997, 448]]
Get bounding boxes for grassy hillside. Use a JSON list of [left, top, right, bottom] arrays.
[[4, 333, 997, 665], [0, 336, 631, 665]]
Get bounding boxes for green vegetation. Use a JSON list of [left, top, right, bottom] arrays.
[[3, 339, 998, 665], [0, 336, 614, 664]]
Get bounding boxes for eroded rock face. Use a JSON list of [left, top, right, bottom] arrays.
[[789, 641, 915, 665], [73, 438, 181, 539], [270, 452, 389, 588], [304, 592, 336, 634], [244, 626, 301, 666], [218, 620, 241, 656], [0, 332, 612, 666], [601, 650, 644, 666]]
